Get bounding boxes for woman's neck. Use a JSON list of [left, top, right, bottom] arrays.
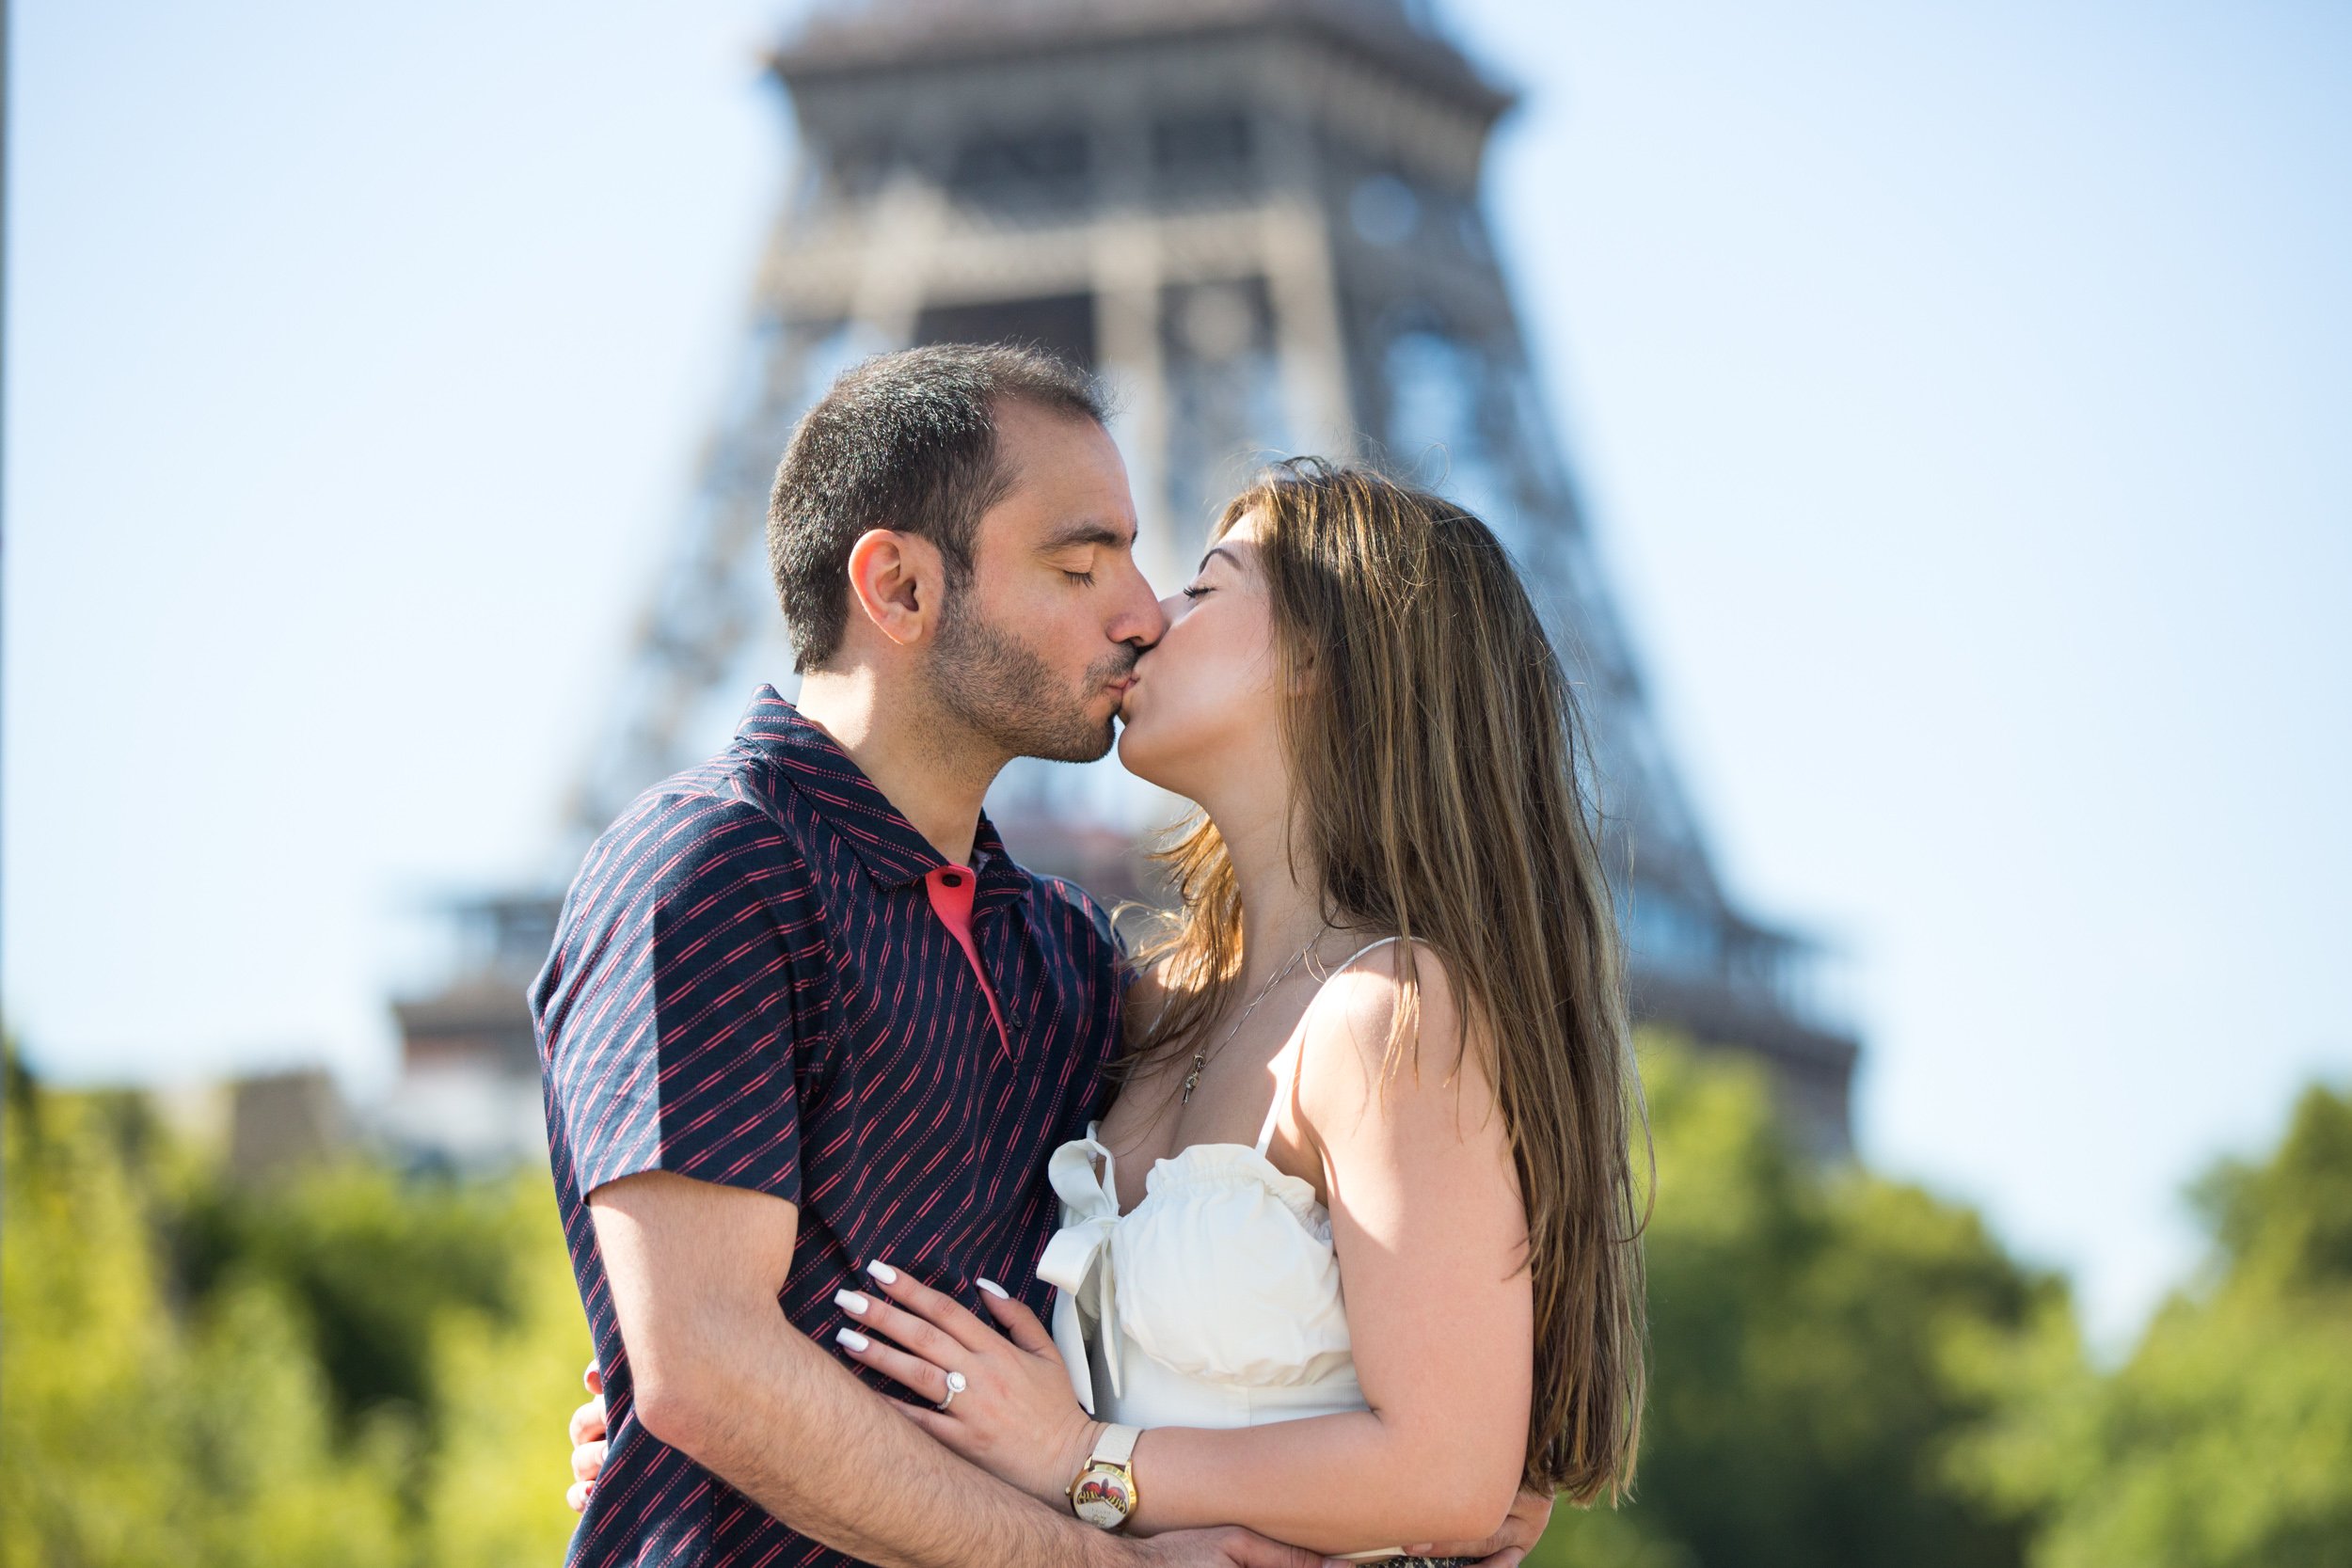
[[1204, 788, 1348, 988]]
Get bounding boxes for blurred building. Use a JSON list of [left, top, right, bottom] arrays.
[[152, 1067, 356, 1186], [392, 0, 1857, 1162], [381, 894, 556, 1170]]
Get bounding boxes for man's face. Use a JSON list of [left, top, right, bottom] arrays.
[[927, 400, 1167, 764]]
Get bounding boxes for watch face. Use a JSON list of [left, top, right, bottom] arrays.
[[1072, 1465, 1135, 1528]]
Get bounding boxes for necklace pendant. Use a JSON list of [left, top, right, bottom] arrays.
[[1174, 934, 1324, 1115]]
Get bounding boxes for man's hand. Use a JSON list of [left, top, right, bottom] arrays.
[[566, 1362, 609, 1513], [1130, 1527, 1328, 1568], [1394, 1485, 1556, 1567]]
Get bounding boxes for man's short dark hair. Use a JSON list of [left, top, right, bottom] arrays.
[[767, 341, 1109, 672]]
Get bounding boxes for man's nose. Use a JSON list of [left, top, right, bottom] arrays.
[[1112, 562, 1170, 648]]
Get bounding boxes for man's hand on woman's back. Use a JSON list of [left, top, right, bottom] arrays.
[[565, 1362, 607, 1513]]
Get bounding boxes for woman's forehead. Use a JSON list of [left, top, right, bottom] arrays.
[[1213, 504, 1271, 549]]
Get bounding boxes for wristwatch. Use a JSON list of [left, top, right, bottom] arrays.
[[1066, 1423, 1142, 1530]]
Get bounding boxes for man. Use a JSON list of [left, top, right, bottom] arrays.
[[535, 344, 1550, 1568]]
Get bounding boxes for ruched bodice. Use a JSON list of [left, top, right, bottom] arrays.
[[1039, 1125, 1368, 1429], [1036, 939, 1403, 1436]]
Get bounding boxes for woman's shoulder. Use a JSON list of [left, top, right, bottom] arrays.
[[1316, 932, 1459, 1025], [1300, 935, 1485, 1101]]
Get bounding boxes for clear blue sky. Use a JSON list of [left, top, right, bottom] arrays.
[[8, 0, 2348, 1349]]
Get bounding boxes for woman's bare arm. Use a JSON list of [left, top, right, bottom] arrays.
[[1113, 943, 1534, 1554]]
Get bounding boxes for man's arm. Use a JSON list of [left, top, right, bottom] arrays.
[[595, 1172, 1327, 1568], [594, 1169, 1134, 1568]]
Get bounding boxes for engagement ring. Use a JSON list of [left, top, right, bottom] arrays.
[[936, 1370, 967, 1411]]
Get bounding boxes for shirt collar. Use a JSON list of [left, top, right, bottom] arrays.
[[736, 686, 1029, 902]]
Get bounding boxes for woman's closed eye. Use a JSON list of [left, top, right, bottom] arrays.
[[1181, 583, 1212, 599]]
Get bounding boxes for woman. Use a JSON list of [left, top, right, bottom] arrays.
[[572, 460, 1648, 1563]]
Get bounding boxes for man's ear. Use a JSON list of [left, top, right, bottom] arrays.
[[844, 529, 946, 649]]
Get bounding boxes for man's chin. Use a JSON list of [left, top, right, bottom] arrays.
[[1075, 715, 1119, 764], [1022, 711, 1117, 766], [1062, 694, 1127, 762]]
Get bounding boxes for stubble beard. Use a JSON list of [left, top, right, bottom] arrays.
[[929, 590, 1130, 766]]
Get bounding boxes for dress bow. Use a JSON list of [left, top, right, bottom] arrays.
[[1035, 1126, 1123, 1416]]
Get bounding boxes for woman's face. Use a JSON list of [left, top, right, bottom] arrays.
[[1114, 508, 1288, 801]]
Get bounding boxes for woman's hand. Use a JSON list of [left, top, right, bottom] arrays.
[[566, 1362, 608, 1513], [834, 1259, 1104, 1513]]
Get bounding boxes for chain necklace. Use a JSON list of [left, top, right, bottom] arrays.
[[1180, 933, 1326, 1106]]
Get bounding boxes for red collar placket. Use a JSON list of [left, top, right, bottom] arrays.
[[924, 863, 1014, 1066]]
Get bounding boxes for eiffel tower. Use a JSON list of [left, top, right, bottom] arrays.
[[392, 0, 1857, 1161]]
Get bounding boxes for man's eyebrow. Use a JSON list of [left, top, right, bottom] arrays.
[[1037, 519, 1137, 553]]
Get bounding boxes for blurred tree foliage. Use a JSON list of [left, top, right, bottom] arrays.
[[1945, 1080, 2352, 1568], [1534, 1043, 2352, 1568], [1531, 1038, 2054, 1568], [1, 1042, 587, 1568], [6, 1033, 2346, 1568]]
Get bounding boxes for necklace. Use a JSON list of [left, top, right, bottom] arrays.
[[1180, 933, 1326, 1106]]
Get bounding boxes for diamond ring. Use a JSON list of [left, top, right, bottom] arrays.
[[936, 1370, 967, 1412]]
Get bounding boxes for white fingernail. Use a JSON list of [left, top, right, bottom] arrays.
[[834, 1289, 869, 1316], [976, 1277, 1009, 1299], [865, 1259, 898, 1285], [835, 1327, 870, 1352]]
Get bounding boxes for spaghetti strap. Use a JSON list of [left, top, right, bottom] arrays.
[[1251, 935, 1404, 1157]]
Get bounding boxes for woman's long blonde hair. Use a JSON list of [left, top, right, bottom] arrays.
[[1123, 459, 1649, 1504]]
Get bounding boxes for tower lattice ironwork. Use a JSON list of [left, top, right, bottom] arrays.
[[404, 0, 1857, 1159]]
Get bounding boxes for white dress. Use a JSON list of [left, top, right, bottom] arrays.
[[1036, 939, 1422, 1562]]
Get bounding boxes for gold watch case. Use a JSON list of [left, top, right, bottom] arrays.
[[1068, 1460, 1137, 1530]]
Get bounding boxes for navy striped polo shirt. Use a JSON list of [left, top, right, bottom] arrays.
[[532, 686, 1127, 1568]]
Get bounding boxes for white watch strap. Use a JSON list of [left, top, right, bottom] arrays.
[[1091, 1422, 1141, 1468]]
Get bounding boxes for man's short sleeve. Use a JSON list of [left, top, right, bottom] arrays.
[[1051, 876, 1126, 971], [539, 792, 818, 1203]]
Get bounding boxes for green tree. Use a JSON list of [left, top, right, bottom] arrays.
[[1, 1043, 590, 1568], [1534, 1037, 2055, 1568], [1, 1049, 410, 1568], [17, 1023, 2344, 1568], [416, 1174, 594, 1568], [1949, 1080, 2352, 1568], [173, 1157, 524, 1436]]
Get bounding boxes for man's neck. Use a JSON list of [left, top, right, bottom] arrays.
[[793, 668, 1004, 868]]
